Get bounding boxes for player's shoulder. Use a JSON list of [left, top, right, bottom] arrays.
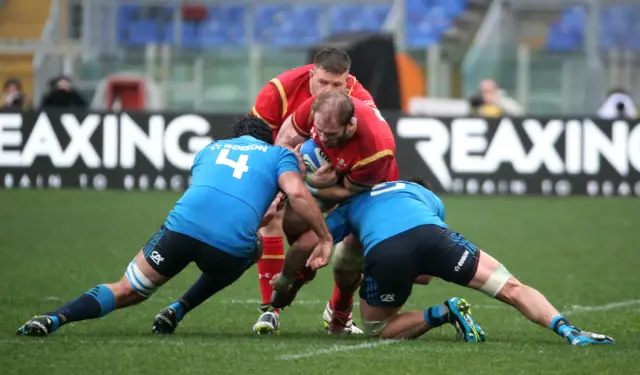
[[348, 76, 374, 102], [273, 64, 313, 92], [270, 145, 297, 160]]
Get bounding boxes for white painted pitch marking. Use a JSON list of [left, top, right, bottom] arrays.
[[278, 340, 398, 360], [277, 298, 640, 360], [563, 299, 640, 315]]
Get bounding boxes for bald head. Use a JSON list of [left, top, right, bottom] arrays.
[[313, 91, 354, 127], [312, 91, 356, 148]]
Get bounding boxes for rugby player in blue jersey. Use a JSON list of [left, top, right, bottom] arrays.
[[273, 179, 615, 345], [16, 116, 333, 336]]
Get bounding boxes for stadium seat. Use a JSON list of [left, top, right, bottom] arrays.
[[545, 4, 640, 51], [196, 6, 247, 47], [405, 0, 468, 48], [254, 5, 321, 47], [328, 5, 391, 34], [117, 4, 175, 45]]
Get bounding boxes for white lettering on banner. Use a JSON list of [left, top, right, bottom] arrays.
[[0, 113, 213, 170], [397, 118, 640, 194], [3, 173, 62, 189], [0, 113, 23, 166]]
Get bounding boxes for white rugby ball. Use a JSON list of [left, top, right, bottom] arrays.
[[300, 139, 331, 173]]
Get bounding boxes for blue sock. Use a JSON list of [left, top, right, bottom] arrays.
[[175, 273, 230, 322], [169, 301, 187, 322], [424, 304, 450, 328], [550, 315, 574, 337], [47, 285, 116, 327]]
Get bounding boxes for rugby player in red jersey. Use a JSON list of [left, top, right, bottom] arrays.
[[249, 49, 380, 334], [270, 91, 399, 333]]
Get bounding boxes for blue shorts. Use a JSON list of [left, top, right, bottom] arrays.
[[142, 225, 254, 282], [360, 225, 480, 308]]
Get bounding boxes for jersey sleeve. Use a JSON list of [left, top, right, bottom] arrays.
[[325, 204, 351, 244], [276, 148, 302, 178], [346, 152, 395, 188], [251, 81, 284, 129], [291, 96, 315, 137], [348, 80, 376, 108], [437, 201, 446, 222]]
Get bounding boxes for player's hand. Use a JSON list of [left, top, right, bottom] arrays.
[[260, 193, 286, 228], [293, 144, 307, 176], [270, 273, 294, 293], [308, 164, 338, 188], [306, 239, 333, 271]]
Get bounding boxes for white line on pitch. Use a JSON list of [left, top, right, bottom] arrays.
[[563, 299, 640, 315], [277, 298, 640, 360], [279, 340, 399, 361]]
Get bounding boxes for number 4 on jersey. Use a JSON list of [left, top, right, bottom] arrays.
[[216, 149, 249, 179]]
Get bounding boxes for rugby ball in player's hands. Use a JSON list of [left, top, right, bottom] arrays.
[[300, 139, 331, 173]]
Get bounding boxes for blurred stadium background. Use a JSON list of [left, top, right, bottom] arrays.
[[0, 0, 638, 116]]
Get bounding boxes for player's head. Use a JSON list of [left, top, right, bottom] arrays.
[[408, 176, 433, 191], [309, 48, 351, 96], [312, 91, 356, 148], [233, 115, 274, 144]]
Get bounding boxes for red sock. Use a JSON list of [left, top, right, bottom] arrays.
[[257, 236, 284, 313], [330, 284, 354, 312]]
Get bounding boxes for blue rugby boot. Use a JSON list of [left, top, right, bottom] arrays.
[[564, 327, 616, 346], [445, 297, 487, 343]]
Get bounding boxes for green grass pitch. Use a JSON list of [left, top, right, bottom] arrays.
[[1, 190, 639, 375]]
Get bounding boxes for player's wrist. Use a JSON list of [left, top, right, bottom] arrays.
[[304, 182, 318, 196], [276, 274, 294, 289]]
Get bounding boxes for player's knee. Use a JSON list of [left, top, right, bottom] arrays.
[[110, 278, 143, 300], [494, 276, 524, 306], [123, 259, 160, 299], [362, 318, 390, 338], [333, 241, 364, 272]]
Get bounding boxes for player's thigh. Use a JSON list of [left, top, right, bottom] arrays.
[[139, 225, 197, 280], [283, 198, 338, 244], [465, 250, 512, 297], [193, 245, 254, 291], [333, 235, 364, 272], [412, 225, 479, 287], [124, 226, 198, 297], [360, 242, 415, 309], [282, 202, 311, 244], [259, 201, 285, 236]]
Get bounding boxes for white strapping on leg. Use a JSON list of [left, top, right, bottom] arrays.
[[124, 260, 158, 297], [479, 264, 511, 297]]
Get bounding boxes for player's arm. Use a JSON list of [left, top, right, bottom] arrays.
[[278, 171, 332, 243], [275, 96, 315, 149], [275, 115, 306, 150], [309, 179, 367, 203], [276, 149, 331, 244], [251, 81, 283, 130], [311, 157, 392, 203]]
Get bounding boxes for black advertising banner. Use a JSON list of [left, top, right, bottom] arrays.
[[391, 115, 640, 197], [0, 110, 237, 191], [2, 110, 639, 196]]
